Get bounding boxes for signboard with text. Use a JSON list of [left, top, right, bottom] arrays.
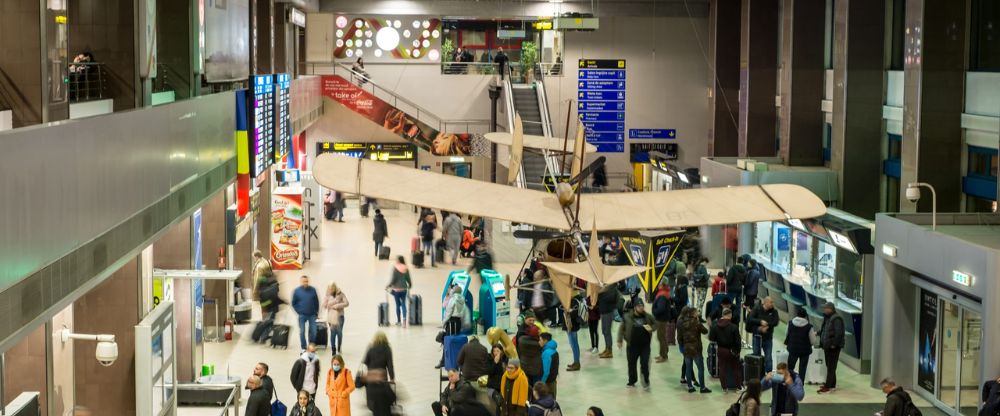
[[578, 59, 626, 153]]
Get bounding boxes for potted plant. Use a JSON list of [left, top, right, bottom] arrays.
[[441, 38, 455, 74], [520, 41, 538, 82]]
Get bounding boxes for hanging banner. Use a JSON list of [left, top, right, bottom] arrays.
[[917, 288, 938, 393], [619, 231, 684, 297], [271, 187, 305, 270]]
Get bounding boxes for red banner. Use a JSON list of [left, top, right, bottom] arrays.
[[320, 75, 471, 156]]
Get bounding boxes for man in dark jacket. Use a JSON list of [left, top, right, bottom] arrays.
[[433, 369, 475, 416], [651, 281, 674, 363], [246, 362, 274, 399], [372, 209, 388, 257], [290, 344, 321, 398], [292, 275, 320, 351], [245, 376, 271, 416], [616, 299, 655, 390], [818, 302, 845, 394], [879, 378, 915, 416], [981, 377, 1000, 416], [457, 335, 491, 382], [784, 308, 814, 381], [725, 261, 747, 312], [597, 284, 620, 358], [709, 308, 742, 391], [516, 327, 543, 386], [747, 296, 780, 372], [762, 362, 805, 416], [744, 258, 762, 309]]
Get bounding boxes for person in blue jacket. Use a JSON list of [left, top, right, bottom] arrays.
[[292, 275, 320, 351], [538, 332, 560, 398], [762, 362, 805, 416]]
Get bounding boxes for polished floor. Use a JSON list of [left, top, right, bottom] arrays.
[[206, 203, 917, 415]]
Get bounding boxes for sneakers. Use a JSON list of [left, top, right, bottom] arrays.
[[687, 387, 696, 393], [641, 379, 650, 391], [655, 356, 667, 363], [599, 350, 613, 359], [566, 362, 581, 372], [589, 347, 599, 354], [817, 386, 835, 394], [700, 387, 712, 394]]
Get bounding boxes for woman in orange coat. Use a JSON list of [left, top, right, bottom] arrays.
[[326, 354, 355, 416]]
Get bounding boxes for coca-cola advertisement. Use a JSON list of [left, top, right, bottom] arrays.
[[321, 75, 471, 156], [270, 187, 304, 270]]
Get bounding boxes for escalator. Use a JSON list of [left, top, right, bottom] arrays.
[[510, 85, 550, 190]]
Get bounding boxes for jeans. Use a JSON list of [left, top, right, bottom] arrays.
[[753, 336, 774, 372], [626, 344, 651, 385], [684, 354, 706, 389], [391, 290, 408, 323], [448, 239, 460, 264], [298, 314, 318, 350], [374, 241, 383, 256], [328, 316, 345, 353], [824, 347, 841, 388], [422, 240, 435, 266], [588, 319, 600, 349], [600, 312, 614, 350], [692, 287, 708, 313], [787, 351, 810, 382], [567, 330, 580, 363], [333, 206, 343, 221]]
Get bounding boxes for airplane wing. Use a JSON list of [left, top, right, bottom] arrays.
[[313, 152, 571, 229], [483, 132, 597, 153], [574, 184, 826, 231], [540, 261, 648, 286], [570, 121, 586, 179]]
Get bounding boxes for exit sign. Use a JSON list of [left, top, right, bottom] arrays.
[[952, 271, 972, 287]]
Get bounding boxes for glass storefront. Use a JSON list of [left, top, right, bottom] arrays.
[[917, 288, 982, 416]]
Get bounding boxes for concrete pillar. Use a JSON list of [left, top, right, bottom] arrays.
[[738, 0, 780, 158], [777, 0, 825, 166], [73, 257, 140, 416], [201, 191, 230, 327], [709, 0, 742, 157], [830, 0, 886, 219], [898, 0, 966, 212], [252, 0, 275, 74]]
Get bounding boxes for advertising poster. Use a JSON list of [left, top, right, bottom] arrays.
[[619, 232, 684, 297], [271, 188, 304, 269], [917, 288, 938, 393], [332, 16, 442, 62], [320, 75, 473, 155]]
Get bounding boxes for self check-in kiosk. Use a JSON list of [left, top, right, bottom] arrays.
[[478, 269, 511, 334], [443, 270, 475, 334]]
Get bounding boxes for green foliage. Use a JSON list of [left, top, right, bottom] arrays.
[[442, 38, 455, 63], [520, 41, 539, 75]]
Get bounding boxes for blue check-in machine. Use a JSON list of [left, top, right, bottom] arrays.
[[443, 270, 476, 334], [478, 269, 511, 334]]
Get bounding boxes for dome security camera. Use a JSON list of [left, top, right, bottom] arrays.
[[61, 328, 118, 367], [905, 185, 921, 203]]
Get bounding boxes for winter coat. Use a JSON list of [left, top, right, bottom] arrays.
[[692, 264, 710, 288], [361, 379, 395, 416], [443, 215, 463, 245], [325, 367, 355, 416], [457, 338, 492, 381], [597, 286, 620, 314], [527, 395, 560, 416], [761, 372, 805, 416], [421, 220, 437, 243], [784, 317, 814, 356], [883, 386, 913, 416], [726, 264, 746, 293], [291, 352, 322, 394], [709, 318, 741, 351], [746, 304, 780, 340], [323, 291, 349, 325], [469, 250, 493, 273], [363, 344, 396, 381], [462, 229, 475, 250], [540, 339, 559, 383], [246, 387, 271, 416], [292, 285, 320, 317], [387, 265, 411, 291], [678, 311, 708, 358], [744, 268, 762, 299], [440, 379, 475, 411], [372, 214, 388, 242], [486, 354, 507, 391], [500, 368, 529, 409], [651, 288, 674, 322], [445, 294, 467, 321], [515, 334, 543, 378], [819, 312, 846, 349], [617, 310, 655, 347], [290, 403, 323, 416], [673, 282, 690, 312], [739, 395, 761, 416]]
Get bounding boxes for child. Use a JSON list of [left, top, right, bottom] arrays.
[[711, 271, 727, 296]]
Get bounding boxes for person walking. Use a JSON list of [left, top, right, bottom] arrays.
[[420, 213, 438, 267], [691, 257, 710, 311], [617, 299, 656, 391], [443, 212, 463, 265], [325, 355, 354, 416], [678, 306, 711, 393], [710, 308, 743, 391], [538, 332, 560, 397], [747, 296, 780, 372], [358, 369, 395, 416], [457, 335, 491, 382], [879, 378, 917, 416], [331, 191, 346, 222], [362, 331, 396, 382], [586, 295, 601, 354], [527, 382, 561, 416], [385, 257, 411, 327], [784, 308, 814, 382], [468, 241, 494, 278], [500, 359, 530, 416], [817, 302, 845, 394], [252, 250, 273, 299], [650, 281, 674, 363], [762, 362, 805, 416], [291, 344, 321, 399], [372, 209, 388, 257], [597, 284, 620, 359], [290, 390, 323, 416], [245, 376, 271, 416], [739, 379, 763, 416], [494, 47, 509, 79], [564, 292, 585, 371], [443, 284, 466, 335], [293, 276, 321, 351], [323, 283, 349, 354]]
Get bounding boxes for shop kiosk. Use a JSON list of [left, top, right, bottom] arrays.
[[477, 269, 511, 334]]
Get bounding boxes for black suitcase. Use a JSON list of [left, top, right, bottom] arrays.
[[378, 246, 391, 260], [744, 354, 764, 382], [361, 203, 370, 218], [413, 250, 425, 268], [313, 321, 328, 348], [378, 302, 390, 326], [409, 295, 423, 326], [435, 247, 445, 264], [252, 319, 274, 343], [270, 324, 291, 349], [707, 341, 719, 378]]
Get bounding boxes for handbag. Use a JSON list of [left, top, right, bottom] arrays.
[[271, 390, 288, 416], [725, 393, 745, 416]]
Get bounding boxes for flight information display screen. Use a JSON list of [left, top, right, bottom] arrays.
[[250, 74, 275, 177], [273, 73, 291, 164]]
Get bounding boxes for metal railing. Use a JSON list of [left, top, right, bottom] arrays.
[[68, 62, 107, 103], [440, 62, 500, 75], [539, 62, 564, 77], [301, 62, 492, 134], [534, 68, 561, 179], [176, 382, 240, 416]]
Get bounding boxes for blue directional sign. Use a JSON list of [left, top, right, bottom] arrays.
[[578, 59, 626, 153], [629, 129, 676, 139]]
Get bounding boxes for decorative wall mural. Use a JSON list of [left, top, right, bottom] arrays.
[[334, 16, 442, 61]]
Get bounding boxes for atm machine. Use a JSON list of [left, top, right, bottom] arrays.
[[478, 269, 511, 334], [442, 270, 475, 334]]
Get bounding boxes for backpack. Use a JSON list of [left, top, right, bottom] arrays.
[[529, 402, 562, 416], [574, 297, 588, 326], [652, 294, 673, 321], [725, 393, 745, 416], [903, 394, 923, 416]]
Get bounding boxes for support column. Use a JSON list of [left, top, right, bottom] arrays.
[[831, 0, 886, 219], [898, 0, 966, 212], [252, 0, 275, 74], [778, 0, 825, 166], [738, 0, 781, 158], [709, 0, 741, 157]]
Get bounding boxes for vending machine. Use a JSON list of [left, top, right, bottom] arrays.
[[478, 269, 510, 334]]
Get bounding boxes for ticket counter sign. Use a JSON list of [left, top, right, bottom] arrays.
[[270, 187, 304, 269]]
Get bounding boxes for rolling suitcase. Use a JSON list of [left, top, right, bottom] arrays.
[[378, 302, 391, 326], [409, 294, 423, 326], [413, 250, 425, 268], [411, 237, 420, 253], [360, 203, 370, 218], [707, 341, 719, 378], [378, 246, 391, 260], [234, 302, 252, 324], [806, 347, 827, 384], [270, 324, 291, 349], [313, 321, 329, 348], [252, 319, 274, 343], [744, 354, 764, 382]]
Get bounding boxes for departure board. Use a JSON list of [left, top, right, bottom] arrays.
[[250, 74, 275, 177], [273, 73, 291, 164]]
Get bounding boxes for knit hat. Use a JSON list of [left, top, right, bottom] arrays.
[[523, 310, 536, 319], [632, 298, 645, 307], [822, 302, 835, 311]]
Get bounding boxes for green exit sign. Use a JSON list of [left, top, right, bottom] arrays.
[[952, 270, 972, 287]]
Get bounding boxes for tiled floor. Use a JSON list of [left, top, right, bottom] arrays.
[[205, 203, 917, 415]]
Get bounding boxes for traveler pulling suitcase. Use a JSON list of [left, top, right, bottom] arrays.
[[270, 324, 291, 349], [378, 246, 391, 260], [707, 341, 719, 378], [313, 321, 329, 348], [252, 319, 274, 343], [806, 347, 827, 384], [409, 294, 423, 326]]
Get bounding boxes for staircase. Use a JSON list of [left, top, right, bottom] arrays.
[[511, 85, 550, 190]]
